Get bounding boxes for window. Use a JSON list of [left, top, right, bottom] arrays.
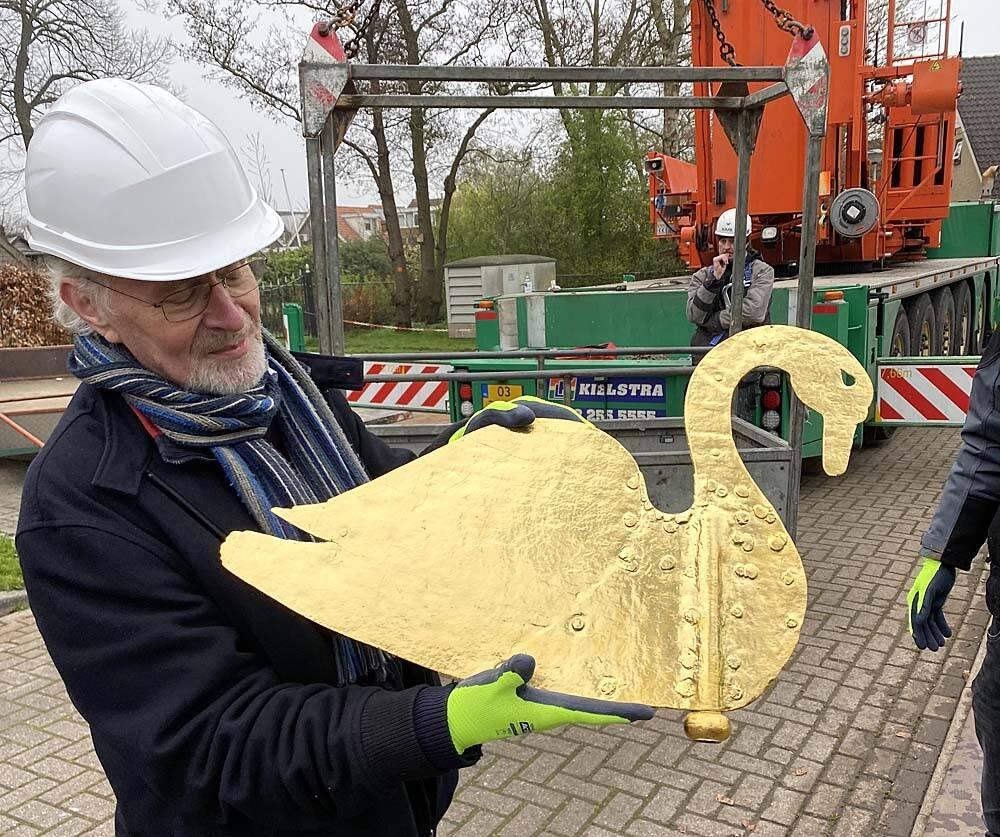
[[953, 138, 964, 165]]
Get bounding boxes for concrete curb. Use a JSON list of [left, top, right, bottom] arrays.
[[0, 589, 28, 617], [912, 590, 991, 837]]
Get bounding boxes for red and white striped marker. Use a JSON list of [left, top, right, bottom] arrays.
[[345, 362, 452, 412], [877, 363, 977, 425]]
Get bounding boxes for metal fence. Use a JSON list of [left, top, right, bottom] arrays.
[[260, 272, 317, 341]]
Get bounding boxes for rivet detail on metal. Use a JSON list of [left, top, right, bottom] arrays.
[[680, 649, 698, 670], [730, 605, 744, 618], [659, 556, 676, 571], [741, 538, 755, 553], [766, 513, 777, 524], [663, 520, 678, 533], [729, 684, 744, 701], [623, 511, 639, 528], [781, 571, 796, 586], [598, 677, 618, 695], [684, 565, 697, 578], [570, 615, 586, 631], [675, 678, 696, 698], [753, 504, 770, 520], [769, 534, 788, 551], [736, 563, 759, 579], [707, 479, 718, 492], [785, 616, 798, 629], [676, 511, 691, 524], [735, 485, 750, 498], [716, 486, 729, 498], [726, 655, 741, 670], [684, 609, 700, 625], [735, 511, 751, 525], [626, 474, 640, 490]]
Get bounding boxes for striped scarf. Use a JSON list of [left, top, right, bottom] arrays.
[[70, 330, 391, 685]]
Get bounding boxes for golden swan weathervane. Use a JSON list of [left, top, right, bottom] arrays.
[[221, 325, 873, 740]]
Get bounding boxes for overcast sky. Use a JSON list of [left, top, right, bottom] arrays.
[[129, 0, 995, 213]]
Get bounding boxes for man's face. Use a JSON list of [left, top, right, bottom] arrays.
[[73, 261, 268, 395], [717, 237, 735, 257]]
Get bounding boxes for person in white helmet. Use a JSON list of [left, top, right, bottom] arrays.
[[685, 208, 775, 349], [15, 79, 651, 837]]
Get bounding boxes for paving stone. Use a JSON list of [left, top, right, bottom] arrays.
[[498, 803, 551, 836], [0, 428, 990, 835], [760, 788, 806, 826], [548, 798, 597, 835], [592, 791, 643, 831]]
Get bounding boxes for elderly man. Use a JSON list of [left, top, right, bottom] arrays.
[[16, 79, 651, 836]]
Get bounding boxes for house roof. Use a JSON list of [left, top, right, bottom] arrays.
[[958, 56, 1000, 170], [337, 217, 361, 241]]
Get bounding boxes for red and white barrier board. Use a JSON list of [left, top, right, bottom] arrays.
[[345, 362, 452, 412], [877, 363, 977, 426]]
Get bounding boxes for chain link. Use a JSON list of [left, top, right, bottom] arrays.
[[323, 0, 383, 59], [699, 0, 738, 67], [757, 0, 815, 39]]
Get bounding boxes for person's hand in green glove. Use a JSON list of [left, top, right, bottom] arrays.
[[445, 654, 653, 754], [449, 395, 591, 444], [907, 557, 956, 651]]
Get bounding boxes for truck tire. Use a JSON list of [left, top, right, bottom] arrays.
[[868, 308, 910, 444], [908, 293, 937, 357], [952, 281, 975, 355], [889, 308, 910, 357], [932, 287, 955, 356]]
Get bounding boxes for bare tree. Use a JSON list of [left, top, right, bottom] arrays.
[[0, 0, 171, 226], [241, 132, 275, 208], [171, 0, 513, 326], [0, 0, 172, 149]]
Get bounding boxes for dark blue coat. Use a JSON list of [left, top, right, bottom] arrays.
[[16, 361, 469, 836]]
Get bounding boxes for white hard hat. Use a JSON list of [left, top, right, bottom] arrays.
[[24, 78, 283, 281], [715, 208, 753, 239]]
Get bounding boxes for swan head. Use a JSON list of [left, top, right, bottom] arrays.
[[784, 339, 873, 476]]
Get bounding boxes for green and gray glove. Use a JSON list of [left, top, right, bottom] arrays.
[[907, 557, 956, 652], [446, 654, 653, 754], [450, 395, 591, 444]]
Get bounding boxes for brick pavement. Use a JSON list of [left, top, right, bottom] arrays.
[[0, 427, 992, 835]]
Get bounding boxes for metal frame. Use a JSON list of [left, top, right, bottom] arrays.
[[299, 29, 830, 536]]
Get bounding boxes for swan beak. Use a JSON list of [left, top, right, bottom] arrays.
[[821, 416, 857, 476]]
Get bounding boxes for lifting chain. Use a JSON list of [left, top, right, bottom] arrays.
[[321, 0, 383, 59], [756, 0, 815, 39], [699, 0, 738, 67]]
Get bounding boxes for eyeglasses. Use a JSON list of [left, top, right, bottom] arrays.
[[86, 256, 267, 323]]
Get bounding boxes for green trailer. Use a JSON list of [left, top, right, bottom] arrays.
[[446, 238, 1000, 457]]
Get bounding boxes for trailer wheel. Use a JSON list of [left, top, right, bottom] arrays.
[[932, 287, 956, 356], [889, 308, 910, 356], [952, 281, 975, 355], [908, 293, 937, 357], [868, 308, 910, 445]]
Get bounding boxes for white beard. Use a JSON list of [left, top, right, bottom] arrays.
[[183, 326, 269, 395]]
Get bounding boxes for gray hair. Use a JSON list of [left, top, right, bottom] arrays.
[[44, 257, 114, 335]]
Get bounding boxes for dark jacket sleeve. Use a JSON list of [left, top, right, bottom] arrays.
[[921, 331, 1000, 570], [16, 513, 463, 828]]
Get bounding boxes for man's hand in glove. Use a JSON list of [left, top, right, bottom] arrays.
[[907, 557, 956, 652], [449, 395, 590, 443], [446, 654, 653, 754]]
